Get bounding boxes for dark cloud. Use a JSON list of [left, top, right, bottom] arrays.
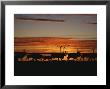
[[71, 14, 96, 16], [15, 17, 64, 22], [86, 22, 97, 24]]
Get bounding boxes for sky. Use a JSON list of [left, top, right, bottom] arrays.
[[14, 14, 97, 40], [14, 14, 97, 53]]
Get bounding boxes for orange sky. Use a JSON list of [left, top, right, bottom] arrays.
[[14, 37, 97, 53], [14, 14, 97, 53]]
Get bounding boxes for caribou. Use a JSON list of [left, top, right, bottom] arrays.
[[67, 52, 81, 61]]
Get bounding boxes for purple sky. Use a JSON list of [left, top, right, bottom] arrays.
[[14, 14, 97, 40]]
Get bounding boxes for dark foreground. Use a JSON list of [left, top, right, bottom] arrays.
[[14, 61, 97, 76]]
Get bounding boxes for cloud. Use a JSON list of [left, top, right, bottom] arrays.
[[86, 22, 97, 24], [15, 17, 64, 22]]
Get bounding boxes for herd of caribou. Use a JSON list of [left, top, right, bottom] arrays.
[[15, 52, 97, 62]]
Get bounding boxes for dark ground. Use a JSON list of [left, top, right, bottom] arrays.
[[14, 61, 97, 76]]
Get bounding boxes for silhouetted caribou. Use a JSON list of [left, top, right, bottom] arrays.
[[88, 53, 97, 61], [67, 52, 81, 61], [81, 53, 97, 61], [51, 53, 66, 61], [27, 54, 52, 61], [27, 53, 66, 61], [27, 53, 42, 61], [15, 52, 26, 61], [40, 54, 52, 61]]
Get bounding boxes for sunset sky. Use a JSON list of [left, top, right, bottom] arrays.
[[14, 14, 97, 53]]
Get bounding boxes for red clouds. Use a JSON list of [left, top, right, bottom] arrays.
[[14, 37, 96, 53]]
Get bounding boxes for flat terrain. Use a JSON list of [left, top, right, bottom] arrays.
[[14, 61, 97, 76]]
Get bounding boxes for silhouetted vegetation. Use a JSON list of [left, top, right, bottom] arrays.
[[14, 52, 97, 62]]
